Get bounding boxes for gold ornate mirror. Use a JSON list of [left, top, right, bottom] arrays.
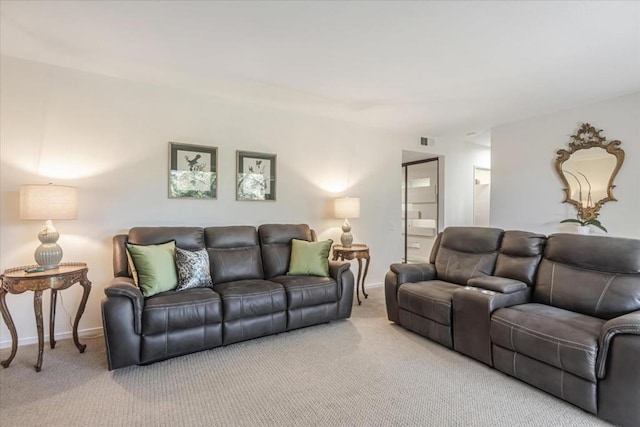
[[555, 123, 624, 221]]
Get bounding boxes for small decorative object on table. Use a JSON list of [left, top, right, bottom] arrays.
[[236, 151, 277, 201], [19, 184, 78, 270], [332, 244, 370, 305], [169, 142, 218, 199], [334, 197, 360, 247], [0, 263, 91, 372]]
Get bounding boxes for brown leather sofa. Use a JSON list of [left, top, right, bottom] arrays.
[[102, 224, 354, 370], [386, 227, 640, 426]]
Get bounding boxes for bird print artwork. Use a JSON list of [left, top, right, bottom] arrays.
[[248, 160, 265, 174], [185, 154, 202, 171], [170, 145, 216, 199]]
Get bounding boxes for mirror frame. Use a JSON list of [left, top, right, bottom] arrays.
[[554, 123, 625, 221]]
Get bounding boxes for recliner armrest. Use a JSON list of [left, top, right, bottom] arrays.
[[389, 263, 436, 284], [104, 277, 143, 334], [329, 260, 350, 280], [329, 260, 351, 299], [597, 310, 640, 379], [467, 276, 528, 294]]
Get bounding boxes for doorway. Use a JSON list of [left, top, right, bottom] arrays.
[[402, 157, 440, 263], [473, 166, 491, 226]]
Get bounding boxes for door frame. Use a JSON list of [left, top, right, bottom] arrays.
[[402, 157, 440, 263]]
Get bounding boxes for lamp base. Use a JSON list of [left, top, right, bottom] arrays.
[[34, 220, 63, 270], [340, 220, 353, 248]]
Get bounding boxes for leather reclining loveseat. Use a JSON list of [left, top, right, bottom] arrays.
[[102, 224, 354, 370], [386, 227, 640, 426]]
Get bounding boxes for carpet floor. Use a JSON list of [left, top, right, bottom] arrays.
[[0, 286, 608, 426]]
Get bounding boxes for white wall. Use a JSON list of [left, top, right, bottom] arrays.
[[491, 93, 640, 238], [0, 55, 487, 347]]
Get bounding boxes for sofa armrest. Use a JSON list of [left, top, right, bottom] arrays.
[[467, 276, 528, 294], [329, 260, 351, 299], [453, 287, 531, 365], [329, 260, 354, 319], [596, 310, 640, 379], [104, 277, 143, 334], [389, 263, 436, 285], [329, 260, 351, 281], [385, 263, 436, 323]]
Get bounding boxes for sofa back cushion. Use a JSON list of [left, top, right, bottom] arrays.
[[204, 226, 264, 284], [534, 233, 640, 319], [113, 227, 205, 278], [129, 227, 205, 249], [259, 224, 313, 278], [434, 227, 504, 285], [494, 230, 546, 286]]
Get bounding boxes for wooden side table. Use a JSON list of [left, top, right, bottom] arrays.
[[332, 244, 370, 305], [0, 262, 91, 372]]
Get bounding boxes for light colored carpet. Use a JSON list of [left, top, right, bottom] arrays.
[[0, 286, 608, 426]]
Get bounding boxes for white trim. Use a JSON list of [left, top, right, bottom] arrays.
[[0, 327, 103, 349], [364, 282, 383, 288]]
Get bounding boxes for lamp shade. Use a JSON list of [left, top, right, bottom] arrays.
[[334, 197, 360, 219], [20, 184, 78, 220]]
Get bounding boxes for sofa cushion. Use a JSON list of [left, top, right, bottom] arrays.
[[533, 234, 640, 320], [126, 241, 178, 297], [288, 239, 332, 277], [213, 279, 286, 321], [142, 288, 222, 335], [270, 275, 338, 309], [175, 247, 213, 291], [259, 224, 313, 278], [439, 227, 504, 253], [434, 227, 503, 285], [491, 304, 604, 382], [398, 280, 461, 326], [534, 258, 640, 320], [544, 233, 640, 274], [128, 227, 205, 250], [494, 230, 546, 286], [205, 226, 264, 284]]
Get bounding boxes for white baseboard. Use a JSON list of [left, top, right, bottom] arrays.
[[365, 282, 383, 288], [0, 327, 103, 349]]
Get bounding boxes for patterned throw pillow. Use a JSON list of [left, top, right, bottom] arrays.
[[175, 247, 213, 291]]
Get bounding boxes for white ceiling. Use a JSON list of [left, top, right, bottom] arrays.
[[1, 1, 639, 140]]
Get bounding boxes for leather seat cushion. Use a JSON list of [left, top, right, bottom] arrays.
[[142, 288, 222, 335], [397, 280, 462, 326], [270, 275, 339, 309], [213, 279, 286, 321], [491, 303, 604, 382]]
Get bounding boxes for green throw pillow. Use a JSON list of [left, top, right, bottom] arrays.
[[288, 239, 333, 277], [125, 241, 178, 297]]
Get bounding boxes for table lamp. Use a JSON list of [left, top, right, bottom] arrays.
[[20, 184, 78, 270], [334, 196, 360, 248]]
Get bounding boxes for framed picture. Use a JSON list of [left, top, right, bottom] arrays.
[[168, 142, 218, 199], [236, 151, 277, 201]]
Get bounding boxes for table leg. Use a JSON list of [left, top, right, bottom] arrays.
[[34, 290, 44, 372], [72, 278, 91, 353], [0, 288, 18, 368], [49, 289, 57, 349], [361, 255, 370, 299], [355, 258, 362, 305]]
